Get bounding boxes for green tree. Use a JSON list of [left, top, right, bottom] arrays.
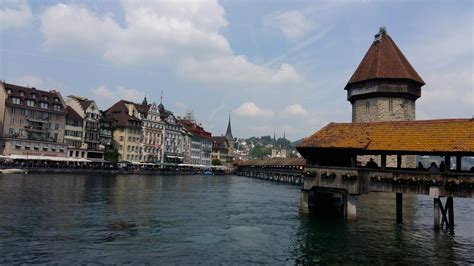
[[104, 149, 120, 162], [212, 159, 222, 165]]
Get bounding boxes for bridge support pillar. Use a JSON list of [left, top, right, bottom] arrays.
[[434, 197, 441, 230], [447, 197, 454, 227], [299, 189, 310, 214], [346, 195, 357, 220], [396, 193, 403, 224]]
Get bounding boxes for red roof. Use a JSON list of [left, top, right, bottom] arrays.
[[298, 119, 474, 154], [345, 29, 425, 89], [179, 119, 212, 139]]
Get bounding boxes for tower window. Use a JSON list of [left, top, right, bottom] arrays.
[[365, 101, 370, 112], [389, 100, 393, 112]]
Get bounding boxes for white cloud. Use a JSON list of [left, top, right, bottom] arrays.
[[235, 102, 273, 118], [91, 85, 144, 109], [284, 104, 309, 116], [0, 0, 33, 31], [40, 1, 302, 87], [264, 10, 313, 41], [418, 71, 473, 118], [178, 57, 301, 87], [11, 75, 45, 88], [41, 4, 121, 52]]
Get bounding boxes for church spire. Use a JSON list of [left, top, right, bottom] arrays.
[[225, 111, 233, 140], [142, 93, 148, 105]]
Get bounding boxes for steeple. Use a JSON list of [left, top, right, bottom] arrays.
[[225, 111, 233, 140], [142, 93, 148, 105]]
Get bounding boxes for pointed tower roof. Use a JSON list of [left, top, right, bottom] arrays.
[[225, 112, 233, 140], [345, 27, 425, 90]]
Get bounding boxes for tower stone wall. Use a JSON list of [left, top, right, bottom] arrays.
[[352, 97, 416, 123]]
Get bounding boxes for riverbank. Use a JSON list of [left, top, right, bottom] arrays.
[[1, 167, 232, 175]]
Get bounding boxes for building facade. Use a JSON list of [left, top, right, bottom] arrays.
[[137, 100, 163, 163], [0, 82, 68, 158], [158, 103, 185, 164], [65, 106, 85, 158], [179, 117, 212, 166], [106, 100, 143, 162], [66, 96, 104, 159], [211, 115, 234, 167], [345, 27, 425, 167]]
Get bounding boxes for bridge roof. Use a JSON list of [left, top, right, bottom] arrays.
[[298, 119, 474, 155], [237, 157, 306, 167]]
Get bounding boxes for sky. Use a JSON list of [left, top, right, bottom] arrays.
[[0, 0, 472, 141]]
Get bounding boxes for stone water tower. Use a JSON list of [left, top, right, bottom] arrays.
[[345, 27, 425, 167], [346, 27, 425, 123]]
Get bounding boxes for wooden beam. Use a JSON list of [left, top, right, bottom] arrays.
[[447, 197, 454, 227], [456, 156, 462, 171], [396, 193, 403, 224], [434, 198, 441, 230], [444, 155, 450, 172], [397, 154, 402, 169], [381, 154, 387, 170]]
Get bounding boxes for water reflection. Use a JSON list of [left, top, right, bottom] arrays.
[[294, 193, 474, 264], [0, 174, 472, 264]]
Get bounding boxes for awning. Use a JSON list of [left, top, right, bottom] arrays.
[[87, 158, 110, 163], [166, 155, 184, 159], [7, 154, 90, 162]]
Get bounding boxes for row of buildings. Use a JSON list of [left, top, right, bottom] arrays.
[[0, 82, 235, 167]]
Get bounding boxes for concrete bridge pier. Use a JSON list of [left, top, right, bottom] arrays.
[[299, 188, 357, 220]]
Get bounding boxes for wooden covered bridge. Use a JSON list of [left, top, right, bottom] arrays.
[[235, 157, 306, 185], [296, 118, 474, 229]]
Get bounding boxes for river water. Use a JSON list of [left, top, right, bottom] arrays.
[[0, 174, 472, 264]]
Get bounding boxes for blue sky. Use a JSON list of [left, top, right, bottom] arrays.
[[1, 0, 472, 140]]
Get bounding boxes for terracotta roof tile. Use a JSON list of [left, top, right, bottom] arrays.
[[345, 29, 424, 89], [238, 157, 306, 166], [298, 119, 474, 154], [66, 106, 83, 122]]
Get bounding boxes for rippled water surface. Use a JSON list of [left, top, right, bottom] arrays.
[[0, 174, 473, 264]]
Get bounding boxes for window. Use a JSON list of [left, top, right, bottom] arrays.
[[11, 97, 20, 104], [41, 102, 48, 109], [20, 91, 24, 96], [365, 101, 370, 112], [389, 100, 393, 112], [53, 105, 61, 111], [31, 94, 36, 99], [11, 107, 16, 114], [10, 118, 14, 125], [55, 123, 60, 130], [7, 89, 11, 94], [8, 128, 14, 135], [43, 96, 48, 101], [54, 98, 59, 102], [27, 100, 35, 107]]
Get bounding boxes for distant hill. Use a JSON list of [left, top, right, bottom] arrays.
[[292, 138, 305, 146], [236, 135, 297, 159]]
